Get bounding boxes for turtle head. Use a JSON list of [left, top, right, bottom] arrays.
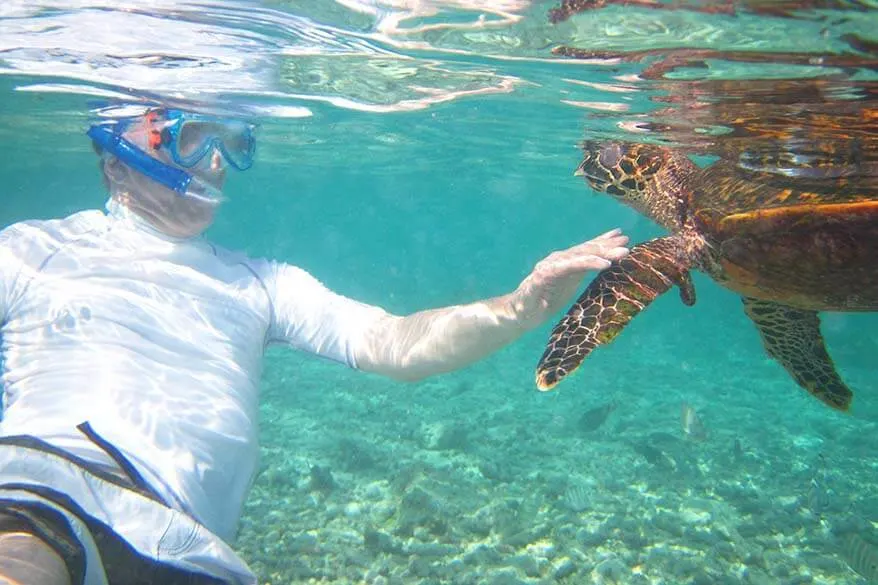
[[576, 141, 667, 201], [575, 141, 689, 230]]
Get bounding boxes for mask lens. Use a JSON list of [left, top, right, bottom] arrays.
[[175, 118, 253, 169], [175, 119, 220, 161], [218, 121, 254, 169]]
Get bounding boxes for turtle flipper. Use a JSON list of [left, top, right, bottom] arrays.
[[742, 297, 852, 411], [536, 236, 692, 390], [677, 272, 696, 306]]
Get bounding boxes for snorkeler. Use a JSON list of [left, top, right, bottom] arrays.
[[0, 107, 629, 585]]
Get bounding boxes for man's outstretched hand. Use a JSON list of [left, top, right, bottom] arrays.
[[509, 228, 630, 329]]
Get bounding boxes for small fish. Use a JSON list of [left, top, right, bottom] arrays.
[[578, 400, 617, 433], [562, 484, 591, 513], [733, 438, 744, 460], [841, 533, 878, 581], [680, 402, 707, 441], [806, 454, 831, 516], [648, 431, 681, 448], [632, 442, 675, 471], [806, 478, 830, 517]]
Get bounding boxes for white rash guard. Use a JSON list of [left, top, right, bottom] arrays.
[[0, 199, 387, 580]]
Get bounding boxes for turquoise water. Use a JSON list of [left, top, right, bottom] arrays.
[[2, 1, 878, 583]]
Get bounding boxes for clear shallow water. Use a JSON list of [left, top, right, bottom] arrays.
[[2, 1, 878, 583]]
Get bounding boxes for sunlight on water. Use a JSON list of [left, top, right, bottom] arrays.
[[1, 0, 874, 166]]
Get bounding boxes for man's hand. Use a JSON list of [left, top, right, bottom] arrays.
[[509, 228, 630, 330], [355, 228, 629, 382]]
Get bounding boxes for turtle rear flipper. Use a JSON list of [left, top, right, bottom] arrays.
[[536, 236, 693, 390], [742, 297, 853, 411]]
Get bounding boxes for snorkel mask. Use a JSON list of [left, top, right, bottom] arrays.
[[87, 108, 256, 205]]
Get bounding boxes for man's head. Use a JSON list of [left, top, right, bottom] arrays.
[[91, 108, 256, 238]]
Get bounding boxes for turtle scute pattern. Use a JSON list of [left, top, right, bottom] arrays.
[[537, 236, 694, 391]]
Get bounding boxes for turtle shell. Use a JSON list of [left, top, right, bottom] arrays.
[[692, 159, 878, 311]]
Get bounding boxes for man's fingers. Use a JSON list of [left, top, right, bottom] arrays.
[[549, 229, 629, 260], [540, 254, 614, 278], [590, 228, 627, 245], [537, 230, 630, 279], [561, 237, 629, 262], [568, 232, 629, 253], [563, 255, 613, 274], [593, 227, 622, 240], [602, 245, 629, 261]]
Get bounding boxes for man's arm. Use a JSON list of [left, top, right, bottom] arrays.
[[0, 226, 18, 324], [353, 228, 629, 381]]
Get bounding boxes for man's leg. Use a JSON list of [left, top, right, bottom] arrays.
[[0, 531, 72, 585]]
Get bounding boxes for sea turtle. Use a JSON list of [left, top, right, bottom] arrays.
[[535, 139, 878, 411]]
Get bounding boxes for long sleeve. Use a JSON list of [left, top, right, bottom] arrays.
[[259, 226, 628, 382], [0, 224, 24, 326], [352, 292, 525, 382], [261, 261, 388, 367], [262, 259, 525, 381]]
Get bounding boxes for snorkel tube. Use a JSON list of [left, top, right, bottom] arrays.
[[87, 124, 224, 205]]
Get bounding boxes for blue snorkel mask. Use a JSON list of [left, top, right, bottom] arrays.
[[87, 108, 256, 205]]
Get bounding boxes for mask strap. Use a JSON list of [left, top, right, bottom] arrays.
[[88, 125, 191, 194], [145, 109, 167, 151]]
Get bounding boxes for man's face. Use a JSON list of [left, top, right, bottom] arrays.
[[111, 112, 230, 238]]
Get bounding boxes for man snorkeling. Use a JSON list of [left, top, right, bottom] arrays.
[[0, 107, 629, 584]]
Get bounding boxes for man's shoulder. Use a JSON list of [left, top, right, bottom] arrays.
[[0, 209, 106, 278], [1, 209, 106, 245], [208, 242, 258, 267], [206, 242, 278, 281], [206, 244, 317, 286]]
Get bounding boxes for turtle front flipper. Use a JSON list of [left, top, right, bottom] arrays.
[[742, 297, 852, 411], [536, 236, 692, 390]]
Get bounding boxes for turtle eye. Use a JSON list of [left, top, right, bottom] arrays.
[[598, 143, 624, 169]]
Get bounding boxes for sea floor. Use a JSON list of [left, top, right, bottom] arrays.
[[236, 337, 877, 585]]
